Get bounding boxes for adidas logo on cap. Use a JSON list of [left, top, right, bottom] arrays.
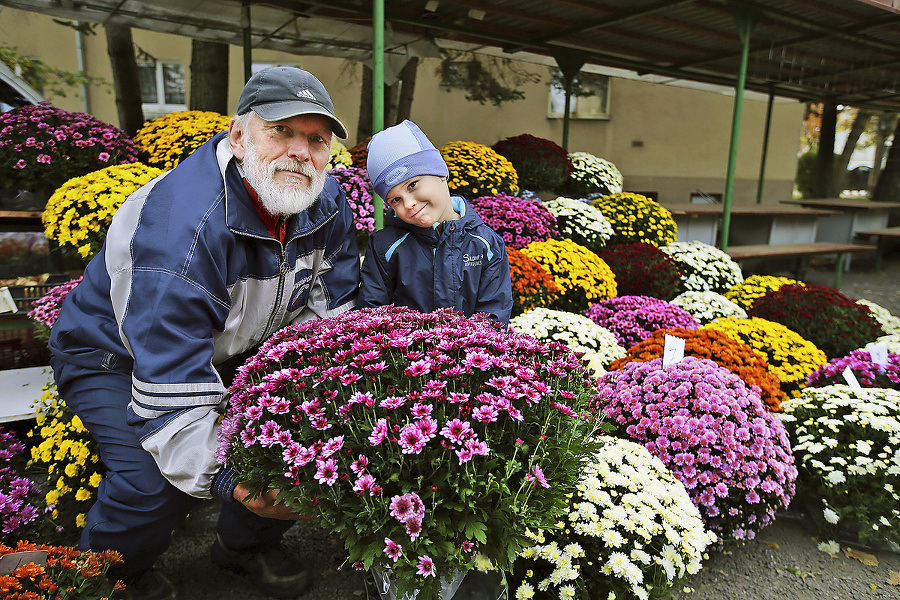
[[296, 89, 317, 100]]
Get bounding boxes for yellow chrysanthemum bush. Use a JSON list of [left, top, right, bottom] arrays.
[[724, 275, 803, 311], [26, 381, 105, 544], [42, 163, 163, 262], [327, 138, 352, 170], [439, 141, 519, 199], [704, 316, 827, 399], [591, 193, 677, 247], [522, 238, 617, 313], [133, 110, 231, 170]]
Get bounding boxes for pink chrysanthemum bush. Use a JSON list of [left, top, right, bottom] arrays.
[[1, 427, 44, 544], [27, 276, 82, 339], [469, 193, 558, 250], [806, 348, 900, 390], [583, 295, 699, 350], [596, 357, 798, 545], [219, 306, 604, 600], [327, 166, 376, 249]]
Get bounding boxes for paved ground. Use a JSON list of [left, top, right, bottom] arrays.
[[112, 252, 900, 599]]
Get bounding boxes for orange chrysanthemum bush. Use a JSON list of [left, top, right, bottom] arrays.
[[609, 327, 785, 411], [0, 541, 123, 600], [748, 283, 885, 360], [506, 247, 560, 317], [349, 135, 372, 169], [724, 275, 802, 312], [439, 141, 519, 199], [595, 243, 684, 301], [704, 317, 827, 399], [522, 238, 617, 313], [591, 193, 677, 247]]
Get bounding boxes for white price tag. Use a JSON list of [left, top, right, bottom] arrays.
[[869, 342, 889, 371], [842, 366, 862, 390], [0, 287, 17, 314], [662, 334, 685, 368]]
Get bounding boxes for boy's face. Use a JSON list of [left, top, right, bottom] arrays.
[[385, 175, 459, 228]]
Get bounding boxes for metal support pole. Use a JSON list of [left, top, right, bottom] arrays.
[[242, 0, 252, 82], [372, 0, 385, 230], [563, 79, 573, 151], [721, 8, 754, 252], [755, 87, 775, 204], [552, 49, 587, 152]]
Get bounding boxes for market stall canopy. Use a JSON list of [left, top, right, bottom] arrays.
[[5, 0, 900, 111]]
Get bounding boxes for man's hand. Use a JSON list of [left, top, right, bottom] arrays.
[[232, 483, 309, 520]]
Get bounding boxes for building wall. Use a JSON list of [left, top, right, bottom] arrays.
[[1, 6, 803, 205]]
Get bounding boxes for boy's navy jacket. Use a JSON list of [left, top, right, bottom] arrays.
[[48, 131, 360, 498], [359, 195, 512, 325]]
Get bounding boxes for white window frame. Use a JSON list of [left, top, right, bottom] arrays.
[[548, 70, 610, 120], [138, 60, 186, 118]]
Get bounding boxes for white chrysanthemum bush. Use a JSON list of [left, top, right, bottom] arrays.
[[565, 152, 623, 198], [778, 385, 900, 548], [510, 307, 625, 377], [858, 299, 900, 336], [661, 241, 743, 294], [670, 291, 748, 325], [543, 196, 614, 254], [511, 438, 715, 600]]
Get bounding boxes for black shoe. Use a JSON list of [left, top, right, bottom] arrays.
[[110, 569, 177, 600], [210, 533, 311, 599]]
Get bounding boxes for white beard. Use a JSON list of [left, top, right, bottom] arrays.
[[241, 137, 327, 216]]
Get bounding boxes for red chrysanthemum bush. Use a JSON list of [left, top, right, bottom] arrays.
[[595, 243, 684, 301], [608, 327, 785, 412], [749, 283, 884, 360], [596, 357, 798, 545], [349, 135, 372, 169], [491, 133, 572, 192], [506, 247, 559, 317]]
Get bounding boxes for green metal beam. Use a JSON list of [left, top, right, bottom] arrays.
[[242, 0, 252, 82], [372, 0, 385, 230], [552, 49, 588, 152], [721, 5, 755, 252]]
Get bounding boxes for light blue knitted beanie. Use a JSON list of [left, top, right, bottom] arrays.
[[366, 120, 449, 199]]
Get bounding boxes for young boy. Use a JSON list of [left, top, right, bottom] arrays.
[[360, 120, 512, 325]]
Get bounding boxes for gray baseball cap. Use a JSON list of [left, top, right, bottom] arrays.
[[237, 66, 348, 139]]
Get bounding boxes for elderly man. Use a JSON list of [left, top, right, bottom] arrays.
[[49, 67, 360, 600]]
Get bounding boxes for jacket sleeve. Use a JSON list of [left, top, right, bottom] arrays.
[[474, 237, 513, 326], [293, 187, 360, 323], [358, 233, 395, 308]]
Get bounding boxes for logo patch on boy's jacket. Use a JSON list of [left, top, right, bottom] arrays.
[[463, 253, 483, 267], [288, 269, 313, 312]]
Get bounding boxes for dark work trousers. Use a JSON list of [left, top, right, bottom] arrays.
[[50, 356, 293, 581]]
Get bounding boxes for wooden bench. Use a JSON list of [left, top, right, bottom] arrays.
[[726, 242, 877, 288], [855, 226, 900, 271]]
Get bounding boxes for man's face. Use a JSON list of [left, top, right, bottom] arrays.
[[229, 112, 333, 215]]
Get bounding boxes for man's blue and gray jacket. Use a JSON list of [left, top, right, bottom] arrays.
[[49, 131, 360, 499], [358, 195, 512, 325]]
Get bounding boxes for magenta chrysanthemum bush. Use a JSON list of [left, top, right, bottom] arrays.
[[0, 427, 43, 543], [219, 306, 602, 600], [583, 295, 699, 350], [806, 349, 900, 390], [469, 193, 558, 249], [596, 357, 797, 545], [328, 167, 376, 239], [27, 276, 82, 335]]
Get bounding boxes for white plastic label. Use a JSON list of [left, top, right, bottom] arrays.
[[662, 335, 685, 368], [869, 342, 888, 371], [842, 366, 862, 390]]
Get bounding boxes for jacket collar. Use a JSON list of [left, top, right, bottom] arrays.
[[386, 195, 484, 242]]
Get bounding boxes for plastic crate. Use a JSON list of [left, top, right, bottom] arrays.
[[1, 274, 71, 316], [0, 321, 50, 369]]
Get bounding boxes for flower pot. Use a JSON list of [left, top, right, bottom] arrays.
[[370, 567, 508, 600]]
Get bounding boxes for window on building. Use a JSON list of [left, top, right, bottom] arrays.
[[548, 70, 610, 119], [138, 61, 186, 117]]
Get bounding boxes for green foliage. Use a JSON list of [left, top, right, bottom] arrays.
[[0, 43, 107, 100], [438, 52, 540, 107]]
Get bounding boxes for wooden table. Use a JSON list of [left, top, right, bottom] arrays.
[[0, 210, 43, 232], [726, 242, 877, 288], [855, 226, 900, 271], [661, 203, 840, 247]]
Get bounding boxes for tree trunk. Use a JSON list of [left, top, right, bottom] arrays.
[[831, 109, 873, 196], [396, 57, 419, 124], [105, 23, 144, 136], [385, 81, 399, 127], [813, 100, 837, 198], [870, 113, 897, 190], [189, 39, 229, 114], [356, 63, 373, 142], [873, 116, 900, 203]]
